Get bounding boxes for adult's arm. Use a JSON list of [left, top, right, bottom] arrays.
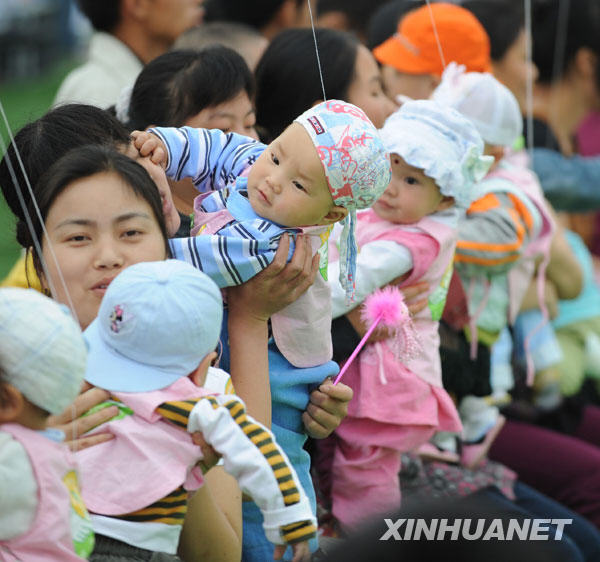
[[178, 467, 242, 562], [532, 148, 600, 212]]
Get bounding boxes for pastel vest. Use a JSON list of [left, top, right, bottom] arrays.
[[193, 200, 333, 368], [484, 153, 555, 324], [354, 209, 458, 387], [0, 424, 94, 561], [76, 378, 209, 516]]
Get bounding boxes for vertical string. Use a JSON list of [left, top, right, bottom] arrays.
[[524, 0, 534, 158], [547, 0, 570, 149], [307, 0, 327, 101], [0, 100, 80, 327], [425, 0, 446, 71]]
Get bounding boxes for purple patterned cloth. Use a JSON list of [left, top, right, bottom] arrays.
[[400, 452, 517, 501]]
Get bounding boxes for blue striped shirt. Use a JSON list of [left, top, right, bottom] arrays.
[[151, 126, 298, 287]]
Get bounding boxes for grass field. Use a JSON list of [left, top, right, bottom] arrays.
[[0, 58, 78, 278]]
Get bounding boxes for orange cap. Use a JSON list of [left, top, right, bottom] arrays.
[[373, 3, 491, 76]]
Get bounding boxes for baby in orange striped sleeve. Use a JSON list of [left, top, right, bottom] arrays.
[[78, 260, 315, 562]]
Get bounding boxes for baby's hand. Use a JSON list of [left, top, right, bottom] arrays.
[[303, 378, 353, 439], [273, 541, 311, 562], [191, 431, 221, 474], [130, 130, 168, 168]]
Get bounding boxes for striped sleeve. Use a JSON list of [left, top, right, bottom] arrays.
[[168, 230, 281, 288], [455, 191, 541, 276], [160, 394, 316, 545], [149, 126, 265, 193]]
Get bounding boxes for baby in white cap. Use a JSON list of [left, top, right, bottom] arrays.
[[0, 288, 94, 560], [327, 99, 492, 531]]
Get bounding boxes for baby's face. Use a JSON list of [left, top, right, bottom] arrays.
[[372, 153, 448, 224], [247, 124, 341, 227]]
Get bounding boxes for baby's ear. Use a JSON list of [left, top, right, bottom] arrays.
[[323, 205, 349, 225], [0, 384, 25, 423], [436, 196, 455, 212], [189, 351, 218, 387]]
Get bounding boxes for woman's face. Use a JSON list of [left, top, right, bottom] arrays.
[[42, 171, 168, 330], [346, 45, 397, 129], [184, 91, 259, 140], [492, 29, 538, 112]]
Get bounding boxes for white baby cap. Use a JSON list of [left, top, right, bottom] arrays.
[[380, 99, 493, 209], [432, 62, 523, 147]]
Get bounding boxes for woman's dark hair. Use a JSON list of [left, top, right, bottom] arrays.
[[317, 0, 390, 40], [0, 104, 130, 224], [255, 28, 359, 141], [531, 0, 600, 84], [19, 145, 169, 279], [366, 0, 424, 50], [76, 0, 121, 33], [204, 0, 304, 30], [126, 47, 255, 131], [462, 0, 524, 62]]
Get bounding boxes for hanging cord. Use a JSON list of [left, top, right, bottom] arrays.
[[307, 0, 327, 101], [0, 99, 83, 448], [524, 0, 535, 157], [425, 0, 446, 70], [0, 101, 80, 327], [546, 0, 570, 149]]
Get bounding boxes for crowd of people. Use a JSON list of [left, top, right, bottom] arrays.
[[2, 0, 600, 560]]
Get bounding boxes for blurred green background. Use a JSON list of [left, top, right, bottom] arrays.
[[0, 0, 84, 279], [0, 59, 78, 278]]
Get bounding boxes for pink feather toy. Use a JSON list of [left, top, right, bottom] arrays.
[[333, 286, 419, 385]]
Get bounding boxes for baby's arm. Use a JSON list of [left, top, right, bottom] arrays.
[[148, 126, 265, 193], [328, 240, 414, 318], [169, 230, 292, 288], [182, 395, 316, 557]]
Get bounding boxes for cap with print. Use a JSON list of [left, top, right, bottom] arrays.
[[84, 260, 223, 393]]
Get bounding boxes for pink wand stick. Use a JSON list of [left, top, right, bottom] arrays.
[[333, 314, 383, 385], [332, 286, 411, 386]]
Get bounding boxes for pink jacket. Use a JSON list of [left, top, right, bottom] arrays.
[[355, 209, 458, 387], [0, 424, 94, 561], [76, 378, 209, 515]]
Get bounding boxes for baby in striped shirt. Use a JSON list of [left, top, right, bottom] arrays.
[[79, 260, 317, 561], [132, 100, 391, 369]]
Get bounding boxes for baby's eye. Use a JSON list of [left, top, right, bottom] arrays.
[[271, 152, 280, 165], [405, 176, 419, 185], [293, 181, 306, 192]]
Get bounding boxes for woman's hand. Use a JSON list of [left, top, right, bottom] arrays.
[[302, 379, 353, 439], [46, 385, 117, 451], [345, 280, 428, 344], [227, 233, 318, 322]]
